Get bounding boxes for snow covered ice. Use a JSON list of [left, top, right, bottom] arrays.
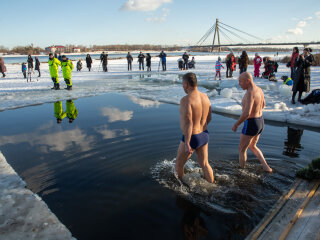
[[1, 52, 319, 127]]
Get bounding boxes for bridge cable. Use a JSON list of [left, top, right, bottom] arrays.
[[219, 28, 235, 44], [196, 24, 216, 46], [220, 22, 263, 41], [219, 25, 251, 43]]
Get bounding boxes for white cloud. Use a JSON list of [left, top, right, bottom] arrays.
[[128, 96, 160, 108], [95, 125, 130, 140], [316, 11, 320, 19], [145, 8, 170, 23], [297, 20, 307, 27], [100, 107, 133, 122], [120, 0, 172, 12], [286, 27, 303, 35], [305, 16, 313, 21]]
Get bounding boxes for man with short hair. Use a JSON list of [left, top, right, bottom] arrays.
[[232, 72, 272, 172], [126, 52, 133, 71], [182, 52, 189, 70], [138, 51, 145, 70], [159, 50, 167, 71], [48, 53, 61, 90], [175, 72, 214, 183]]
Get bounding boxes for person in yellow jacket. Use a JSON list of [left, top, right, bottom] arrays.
[[48, 53, 61, 90], [61, 55, 74, 90], [54, 101, 66, 123], [66, 100, 78, 123]]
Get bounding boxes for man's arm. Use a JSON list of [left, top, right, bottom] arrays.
[[233, 91, 253, 131], [206, 105, 212, 125], [180, 98, 193, 153]]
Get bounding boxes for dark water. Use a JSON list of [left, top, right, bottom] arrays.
[[0, 93, 319, 240]]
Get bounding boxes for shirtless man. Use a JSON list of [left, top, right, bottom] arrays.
[[175, 73, 214, 183], [232, 72, 272, 172]]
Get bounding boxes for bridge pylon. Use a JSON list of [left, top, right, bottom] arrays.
[[211, 18, 221, 52]]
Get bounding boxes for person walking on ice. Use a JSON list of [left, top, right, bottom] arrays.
[[215, 57, 224, 80], [232, 72, 272, 172], [61, 55, 74, 90], [175, 73, 215, 183], [48, 53, 61, 90]]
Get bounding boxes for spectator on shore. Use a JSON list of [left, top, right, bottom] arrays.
[[27, 55, 34, 74], [215, 57, 224, 80], [22, 62, 27, 79], [291, 48, 314, 104], [253, 53, 262, 77], [77, 60, 82, 71], [86, 54, 92, 72], [0, 57, 6, 78], [58, 53, 62, 62], [178, 58, 184, 70], [138, 52, 145, 71], [238, 51, 249, 74], [146, 53, 151, 71], [182, 52, 189, 70], [100, 52, 105, 63], [287, 47, 299, 79], [226, 52, 236, 78], [102, 53, 108, 72], [159, 50, 167, 71], [35, 56, 41, 77], [126, 52, 133, 71]]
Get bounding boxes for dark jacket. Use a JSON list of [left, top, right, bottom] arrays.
[[239, 54, 249, 68], [182, 53, 189, 62], [146, 55, 151, 67], [103, 54, 108, 65], [159, 52, 167, 62], [35, 59, 40, 70], [127, 54, 133, 63], [86, 56, 92, 67], [100, 53, 105, 62], [138, 53, 145, 62], [27, 57, 34, 68], [293, 54, 314, 92], [0, 59, 6, 73]]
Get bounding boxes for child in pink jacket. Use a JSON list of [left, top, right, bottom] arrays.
[[253, 53, 262, 77], [215, 57, 224, 80]]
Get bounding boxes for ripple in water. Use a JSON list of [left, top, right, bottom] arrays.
[[151, 158, 291, 222]]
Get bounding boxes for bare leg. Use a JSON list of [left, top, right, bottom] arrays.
[[248, 135, 272, 172], [195, 144, 214, 183], [175, 142, 193, 179], [238, 134, 253, 168]]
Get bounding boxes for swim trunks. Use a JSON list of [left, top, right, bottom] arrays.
[[181, 130, 209, 149], [242, 116, 264, 136]]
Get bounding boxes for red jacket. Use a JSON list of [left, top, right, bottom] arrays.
[[291, 52, 299, 67]]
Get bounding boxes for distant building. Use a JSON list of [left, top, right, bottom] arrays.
[[45, 45, 65, 53], [72, 47, 81, 53]]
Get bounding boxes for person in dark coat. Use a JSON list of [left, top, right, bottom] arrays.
[[100, 52, 106, 71], [102, 53, 108, 72], [126, 52, 133, 71], [35, 56, 41, 77], [287, 47, 299, 79], [77, 60, 82, 71], [137, 52, 145, 70], [146, 53, 151, 71], [159, 50, 167, 71], [291, 48, 314, 104], [86, 54, 93, 71], [182, 52, 189, 70], [238, 51, 249, 73], [58, 53, 63, 62], [0, 57, 6, 78], [27, 54, 34, 72]]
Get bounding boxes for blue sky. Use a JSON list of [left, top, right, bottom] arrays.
[[1, 0, 320, 48]]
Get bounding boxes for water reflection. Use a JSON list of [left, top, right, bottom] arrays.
[[54, 100, 78, 124], [100, 107, 133, 122], [283, 127, 304, 158], [176, 196, 208, 240]]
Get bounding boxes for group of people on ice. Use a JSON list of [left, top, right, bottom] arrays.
[[178, 52, 196, 70], [49, 53, 74, 90], [21, 55, 41, 81]]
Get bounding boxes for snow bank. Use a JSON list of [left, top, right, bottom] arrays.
[[0, 151, 75, 240]]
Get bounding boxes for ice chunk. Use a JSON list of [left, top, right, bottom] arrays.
[[220, 88, 233, 98]]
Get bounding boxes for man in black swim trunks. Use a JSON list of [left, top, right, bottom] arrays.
[[232, 72, 272, 172], [175, 73, 214, 183]]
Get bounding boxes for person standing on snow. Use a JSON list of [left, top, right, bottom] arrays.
[[100, 52, 106, 71], [287, 47, 299, 79], [215, 57, 224, 80], [102, 53, 108, 72], [77, 60, 82, 71], [48, 53, 61, 90], [61, 55, 74, 90], [253, 53, 262, 77], [159, 50, 167, 71], [66, 100, 78, 123], [22, 62, 27, 79], [146, 53, 152, 71], [35, 56, 41, 77], [0, 57, 6, 78], [226, 52, 236, 78], [86, 54, 92, 71], [182, 52, 189, 70], [27, 55, 34, 77], [239, 51, 249, 74], [126, 52, 133, 71], [138, 52, 145, 70]]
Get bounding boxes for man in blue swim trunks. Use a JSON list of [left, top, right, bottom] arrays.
[[232, 72, 272, 172], [175, 73, 215, 183]]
